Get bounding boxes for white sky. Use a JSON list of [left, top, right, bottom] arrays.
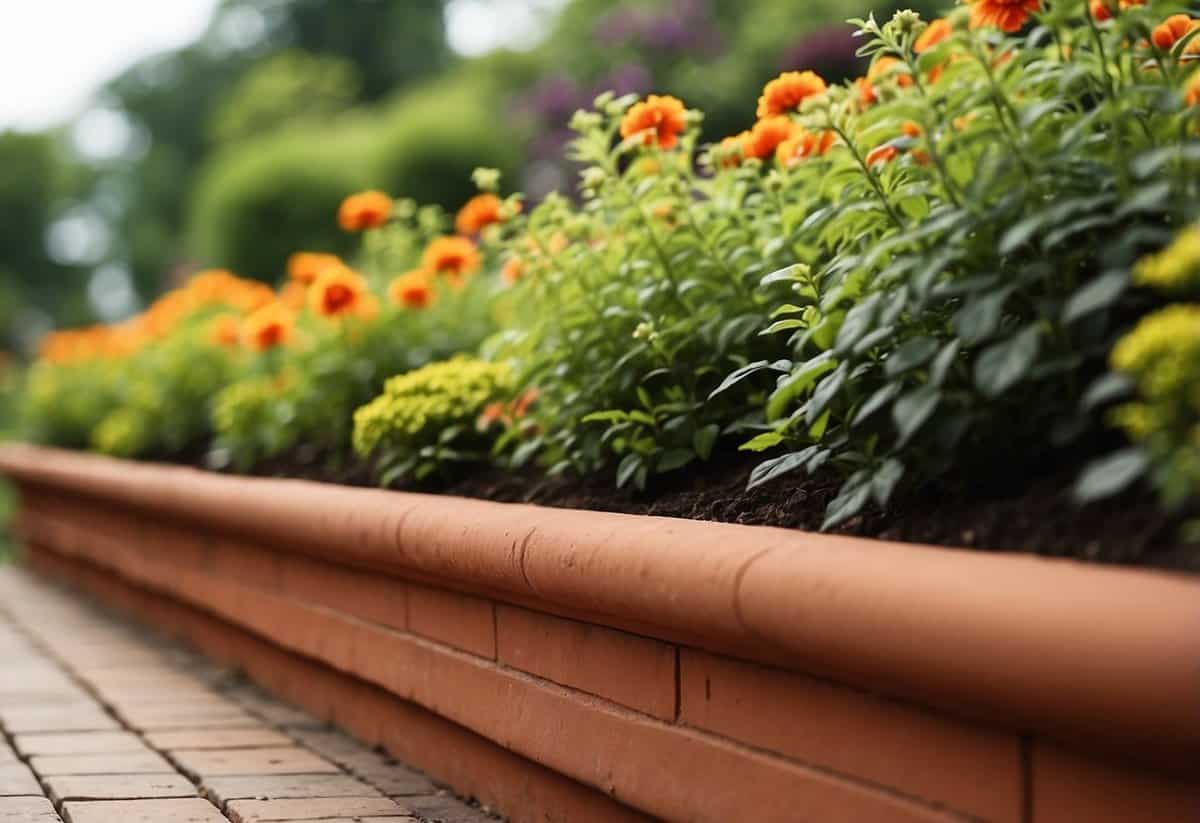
[[0, 0, 565, 133]]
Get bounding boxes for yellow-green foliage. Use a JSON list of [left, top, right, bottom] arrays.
[[1108, 228, 1200, 508], [353, 355, 512, 483], [23, 361, 119, 449]]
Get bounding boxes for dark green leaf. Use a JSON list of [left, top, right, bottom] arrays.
[[822, 473, 872, 530], [892, 384, 940, 447], [693, 424, 720, 460], [616, 453, 642, 489], [657, 449, 695, 473], [929, 340, 961, 386], [851, 381, 902, 426], [748, 447, 818, 489], [1081, 372, 1135, 412], [1062, 270, 1127, 324], [1074, 448, 1149, 502], [806, 362, 849, 425], [974, 324, 1041, 397], [954, 287, 1012, 346], [871, 458, 906, 507], [885, 337, 939, 377]]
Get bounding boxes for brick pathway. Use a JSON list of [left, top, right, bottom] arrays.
[[0, 567, 499, 823]]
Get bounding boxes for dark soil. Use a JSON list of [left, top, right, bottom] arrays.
[[217, 445, 1199, 572]]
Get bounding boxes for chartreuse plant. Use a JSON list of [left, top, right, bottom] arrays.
[[734, 3, 1200, 528], [208, 188, 507, 471], [352, 355, 513, 484], [488, 92, 807, 489], [1077, 223, 1200, 528]]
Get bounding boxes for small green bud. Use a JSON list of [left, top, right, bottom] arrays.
[[472, 167, 501, 193]]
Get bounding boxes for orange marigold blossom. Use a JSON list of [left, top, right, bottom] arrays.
[[744, 116, 796, 160], [967, 0, 1040, 33], [619, 95, 688, 149], [866, 144, 900, 166], [387, 270, 437, 309], [755, 70, 827, 119], [717, 131, 750, 167], [1090, 0, 1114, 21], [278, 280, 308, 311], [337, 190, 392, 232], [421, 235, 482, 285], [775, 128, 836, 167], [242, 303, 294, 351], [869, 56, 914, 88], [1152, 15, 1199, 51], [208, 314, 242, 348], [309, 265, 369, 318], [914, 18, 953, 52], [455, 193, 518, 235], [1187, 72, 1200, 107], [902, 121, 923, 138], [287, 252, 341, 284], [501, 257, 524, 285]]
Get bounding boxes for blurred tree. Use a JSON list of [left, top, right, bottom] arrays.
[[209, 51, 361, 144], [0, 131, 89, 350]]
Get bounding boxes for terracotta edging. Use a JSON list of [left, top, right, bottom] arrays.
[[2, 443, 1199, 772]]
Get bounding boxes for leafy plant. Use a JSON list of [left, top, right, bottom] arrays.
[[352, 355, 514, 484]]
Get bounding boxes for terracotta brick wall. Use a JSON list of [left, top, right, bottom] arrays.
[[13, 487, 1200, 823]]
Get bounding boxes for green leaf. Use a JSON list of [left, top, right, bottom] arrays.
[[892, 384, 940, 447], [885, 337, 939, 377], [582, 410, 629, 424], [929, 340, 960, 386], [851, 381, 901, 427], [974, 324, 1040, 397], [1081, 372, 1134, 412], [1062, 270, 1127, 324], [1074, 448, 1148, 503], [616, 453, 642, 489], [871, 458, 905, 507], [765, 353, 837, 421], [693, 424, 720, 459], [834, 293, 881, 355], [748, 447, 818, 489], [821, 473, 872, 530], [657, 449, 695, 473], [739, 431, 784, 452], [954, 287, 1012, 346], [806, 362, 849, 425]]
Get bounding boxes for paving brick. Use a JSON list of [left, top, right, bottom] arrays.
[[115, 704, 260, 732], [282, 729, 371, 765], [0, 763, 41, 796], [14, 732, 150, 757], [406, 585, 495, 659], [351, 763, 435, 797], [0, 706, 118, 734], [226, 796, 406, 821], [172, 747, 339, 778], [0, 796, 62, 821], [496, 604, 677, 720], [202, 774, 381, 805], [31, 750, 174, 776], [401, 794, 496, 822], [44, 773, 196, 803], [62, 797, 227, 823], [146, 728, 292, 751]]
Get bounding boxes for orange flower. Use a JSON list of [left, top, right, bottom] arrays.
[[619, 95, 688, 149], [866, 144, 900, 166], [967, 0, 1040, 32], [716, 131, 750, 167], [278, 280, 308, 311], [456, 193, 517, 235], [208, 314, 242, 348], [421, 236, 482, 283], [1090, 0, 1113, 21], [501, 257, 524, 285], [869, 57, 914, 88], [242, 303, 294, 351], [1187, 72, 1200, 107], [309, 265, 369, 318], [1152, 15, 1199, 51], [744, 117, 796, 160], [914, 19, 953, 52], [902, 121, 923, 138], [387, 270, 437, 309], [287, 252, 341, 284], [337, 190, 392, 232], [756, 70, 827, 119], [775, 128, 836, 167]]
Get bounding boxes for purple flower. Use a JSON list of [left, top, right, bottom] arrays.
[[778, 25, 864, 82]]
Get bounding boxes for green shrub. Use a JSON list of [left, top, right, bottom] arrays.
[[188, 126, 373, 279]]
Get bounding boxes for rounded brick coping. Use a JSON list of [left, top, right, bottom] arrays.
[[3, 443, 1199, 769]]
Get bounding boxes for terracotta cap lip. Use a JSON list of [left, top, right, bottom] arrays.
[[3, 443, 1199, 767]]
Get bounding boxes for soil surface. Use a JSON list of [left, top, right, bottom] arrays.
[[219, 445, 1199, 571]]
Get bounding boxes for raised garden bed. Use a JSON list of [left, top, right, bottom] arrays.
[[3, 443, 1197, 823]]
